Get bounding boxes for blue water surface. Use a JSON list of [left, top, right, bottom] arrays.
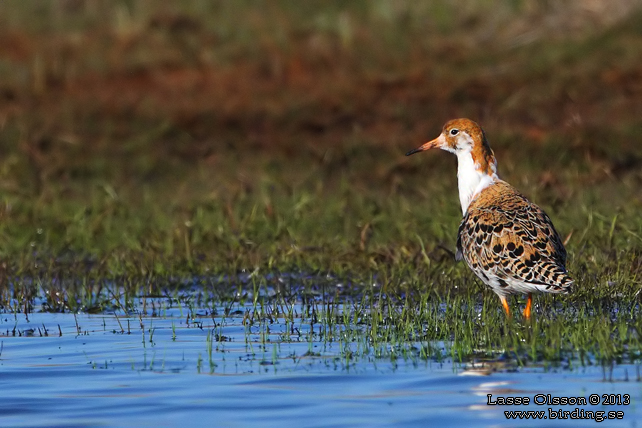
[[0, 303, 639, 427]]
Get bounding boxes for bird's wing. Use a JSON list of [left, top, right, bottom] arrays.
[[456, 191, 572, 292]]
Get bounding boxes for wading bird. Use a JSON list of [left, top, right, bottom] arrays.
[[406, 119, 572, 319]]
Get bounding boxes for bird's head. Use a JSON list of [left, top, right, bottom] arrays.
[[406, 118, 497, 176]]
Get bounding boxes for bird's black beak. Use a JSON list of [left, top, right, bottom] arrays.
[[405, 147, 422, 156], [405, 136, 442, 156]]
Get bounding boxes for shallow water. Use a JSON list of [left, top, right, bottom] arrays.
[[1, 297, 640, 427]]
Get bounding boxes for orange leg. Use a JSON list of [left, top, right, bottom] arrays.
[[499, 295, 510, 318], [523, 293, 532, 320]]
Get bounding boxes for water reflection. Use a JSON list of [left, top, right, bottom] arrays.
[[0, 298, 639, 427]]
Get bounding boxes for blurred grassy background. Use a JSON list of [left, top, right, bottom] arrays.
[[0, 0, 641, 284]]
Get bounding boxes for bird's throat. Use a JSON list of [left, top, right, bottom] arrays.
[[456, 150, 497, 215]]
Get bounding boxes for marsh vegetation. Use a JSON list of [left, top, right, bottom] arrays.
[[0, 0, 642, 374]]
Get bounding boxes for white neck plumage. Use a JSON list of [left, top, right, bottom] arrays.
[[456, 149, 498, 215]]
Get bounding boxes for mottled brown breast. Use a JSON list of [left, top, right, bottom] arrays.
[[456, 180, 572, 293]]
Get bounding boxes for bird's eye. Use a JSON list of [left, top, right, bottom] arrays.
[[450, 129, 459, 136]]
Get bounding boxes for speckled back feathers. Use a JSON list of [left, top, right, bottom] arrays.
[[456, 180, 573, 296]]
